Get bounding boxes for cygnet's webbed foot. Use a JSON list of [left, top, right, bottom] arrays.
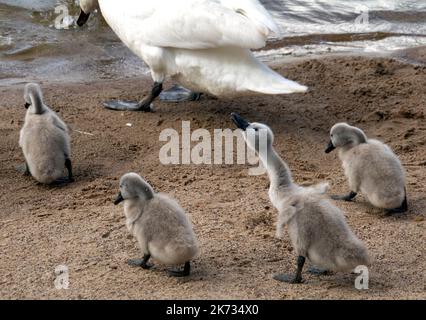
[[51, 177, 74, 186], [273, 273, 304, 284], [385, 195, 408, 215], [159, 85, 202, 102], [308, 266, 332, 276], [273, 255, 305, 284], [104, 82, 162, 111], [127, 259, 153, 269], [127, 254, 153, 269], [16, 163, 30, 176], [331, 191, 357, 202], [168, 261, 191, 277]]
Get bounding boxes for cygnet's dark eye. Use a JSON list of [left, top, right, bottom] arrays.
[[254, 128, 258, 132]]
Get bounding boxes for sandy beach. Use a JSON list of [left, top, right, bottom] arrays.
[[0, 54, 425, 299]]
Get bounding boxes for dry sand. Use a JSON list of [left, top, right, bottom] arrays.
[[0, 54, 425, 299]]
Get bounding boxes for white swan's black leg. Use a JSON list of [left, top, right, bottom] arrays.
[[273, 256, 305, 284], [168, 261, 191, 277], [331, 191, 357, 202], [159, 85, 202, 102], [103, 82, 163, 111]]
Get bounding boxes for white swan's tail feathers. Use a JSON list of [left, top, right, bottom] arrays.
[[244, 63, 308, 95], [172, 48, 307, 96], [247, 79, 308, 94]]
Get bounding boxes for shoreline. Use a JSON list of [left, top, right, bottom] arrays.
[[2, 44, 426, 89]]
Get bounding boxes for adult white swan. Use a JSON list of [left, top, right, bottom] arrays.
[[77, 0, 308, 111]]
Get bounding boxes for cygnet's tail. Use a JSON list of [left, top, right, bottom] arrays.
[[295, 182, 329, 196], [303, 182, 329, 195]]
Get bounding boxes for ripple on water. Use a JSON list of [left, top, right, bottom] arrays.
[[1, 0, 426, 86]]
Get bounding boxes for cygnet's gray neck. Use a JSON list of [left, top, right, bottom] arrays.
[[125, 197, 146, 231], [29, 92, 44, 115], [258, 145, 293, 189]]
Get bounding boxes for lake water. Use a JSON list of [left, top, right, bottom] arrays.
[[1, 0, 426, 86]]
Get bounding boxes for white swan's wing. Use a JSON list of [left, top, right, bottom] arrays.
[[220, 0, 280, 35], [107, 0, 279, 49]]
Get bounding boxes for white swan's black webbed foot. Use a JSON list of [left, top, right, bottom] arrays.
[[127, 254, 153, 269], [159, 85, 202, 102], [331, 191, 357, 202], [273, 256, 305, 284], [103, 100, 152, 111], [168, 261, 191, 277], [103, 82, 162, 111]]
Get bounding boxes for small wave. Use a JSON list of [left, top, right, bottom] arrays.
[[1, 0, 426, 86], [0, 0, 66, 11]]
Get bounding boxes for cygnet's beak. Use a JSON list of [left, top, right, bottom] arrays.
[[325, 140, 336, 153], [113, 192, 124, 205], [77, 9, 91, 27], [24, 102, 30, 109], [231, 113, 250, 130]]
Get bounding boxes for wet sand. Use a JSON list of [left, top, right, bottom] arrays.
[[0, 55, 425, 299]]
